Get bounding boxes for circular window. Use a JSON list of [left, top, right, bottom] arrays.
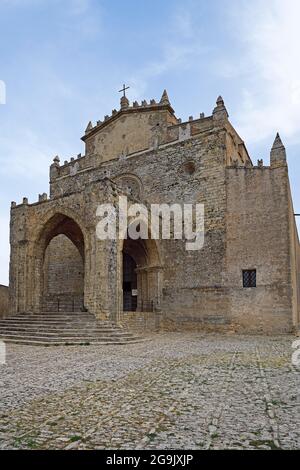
[[114, 174, 142, 199], [181, 161, 196, 175]]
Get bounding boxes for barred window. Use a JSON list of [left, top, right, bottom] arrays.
[[242, 270, 256, 288]]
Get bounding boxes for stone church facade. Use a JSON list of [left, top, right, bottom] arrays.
[[9, 90, 300, 334]]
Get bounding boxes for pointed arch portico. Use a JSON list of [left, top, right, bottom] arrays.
[[116, 219, 164, 323], [32, 212, 87, 313], [9, 197, 164, 324]]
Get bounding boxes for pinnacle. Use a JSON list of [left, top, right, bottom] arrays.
[[160, 89, 170, 105], [213, 95, 228, 120], [85, 121, 93, 133], [272, 132, 285, 149], [120, 95, 130, 109]]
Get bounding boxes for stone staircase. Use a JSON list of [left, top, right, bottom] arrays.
[[0, 312, 144, 346]]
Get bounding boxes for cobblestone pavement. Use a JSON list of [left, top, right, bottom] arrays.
[[0, 333, 299, 450]]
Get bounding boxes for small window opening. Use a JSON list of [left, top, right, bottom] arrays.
[[243, 270, 256, 288]]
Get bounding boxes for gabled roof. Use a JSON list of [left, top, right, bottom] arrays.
[[81, 90, 176, 141]]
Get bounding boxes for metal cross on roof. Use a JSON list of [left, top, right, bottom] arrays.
[[118, 83, 130, 98]]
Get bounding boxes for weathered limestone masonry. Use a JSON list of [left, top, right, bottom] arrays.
[[9, 90, 300, 334], [226, 136, 299, 333], [43, 234, 84, 312], [0, 285, 9, 318]]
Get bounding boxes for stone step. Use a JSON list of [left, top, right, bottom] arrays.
[[0, 325, 116, 331], [0, 320, 119, 327], [0, 331, 132, 341], [15, 312, 93, 316], [5, 318, 116, 324], [7, 320, 119, 329], [0, 336, 145, 346], [0, 318, 114, 324], [0, 312, 95, 319], [34, 310, 94, 317], [1, 315, 97, 321], [4, 311, 93, 315], [0, 324, 126, 334], [0, 311, 142, 346], [0, 324, 128, 332]]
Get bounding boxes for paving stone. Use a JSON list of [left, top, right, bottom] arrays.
[[0, 333, 299, 449]]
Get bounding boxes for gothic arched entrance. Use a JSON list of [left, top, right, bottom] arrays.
[[123, 252, 137, 311], [121, 234, 162, 313], [35, 213, 86, 313]]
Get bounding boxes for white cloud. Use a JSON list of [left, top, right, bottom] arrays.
[[228, 0, 300, 144], [0, 0, 88, 9], [0, 129, 52, 179], [0, 0, 44, 6], [128, 8, 207, 101], [0, 80, 6, 105], [129, 42, 203, 100], [171, 8, 194, 39], [68, 0, 90, 16]]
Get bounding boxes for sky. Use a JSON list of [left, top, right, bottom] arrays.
[[0, 0, 300, 285]]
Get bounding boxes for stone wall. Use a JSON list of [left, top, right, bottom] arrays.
[[121, 311, 158, 334], [288, 183, 300, 327], [43, 234, 84, 312], [225, 166, 294, 333], [84, 106, 177, 163], [0, 285, 9, 318]]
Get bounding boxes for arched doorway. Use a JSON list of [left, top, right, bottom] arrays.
[[43, 234, 84, 311], [122, 234, 162, 313], [123, 253, 137, 311], [36, 213, 85, 313]]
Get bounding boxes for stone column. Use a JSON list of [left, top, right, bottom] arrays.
[[145, 266, 163, 311], [82, 229, 93, 315], [93, 237, 111, 320], [136, 269, 143, 311], [9, 202, 32, 314], [26, 240, 39, 313], [114, 239, 123, 325], [140, 268, 148, 311], [13, 240, 30, 314], [9, 243, 19, 314]]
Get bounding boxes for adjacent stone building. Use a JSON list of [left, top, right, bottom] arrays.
[[9, 90, 300, 333], [0, 285, 9, 318]]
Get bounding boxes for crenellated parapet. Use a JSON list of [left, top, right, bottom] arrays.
[[83, 89, 177, 140], [46, 94, 290, 202], [226, 132, 288, 171], [47, 94, 256, 198], [83, 95, 230, 160]]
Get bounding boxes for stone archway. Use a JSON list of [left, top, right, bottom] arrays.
[[123, 252, 137, 312], [121, 231, 162, 314], [34, 213, 86, 313], [43, 234, 84, 312]]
